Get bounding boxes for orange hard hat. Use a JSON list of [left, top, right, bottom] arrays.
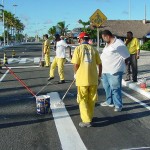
[[78, 32, 89, 39]]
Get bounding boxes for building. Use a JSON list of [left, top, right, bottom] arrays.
[[71, 20, 150, 45], [100, 20, 150, 44]]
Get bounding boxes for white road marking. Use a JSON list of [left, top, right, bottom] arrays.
[[0, 70, 9, 82], [122, 91, 150, 111], [122, 79, 150, 99], [8, 58, 20, 64], [34, 57, 40, 64], [47, 92, 87, 150], [19, 58, 27, 64], [122, 147, 150, 150], [2, 66, 39, 69]]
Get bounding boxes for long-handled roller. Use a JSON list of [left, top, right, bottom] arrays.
[[4, 64, 37, 98], [54, 79, 75, 108]]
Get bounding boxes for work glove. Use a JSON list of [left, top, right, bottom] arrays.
[[74, 74, 76, 79]]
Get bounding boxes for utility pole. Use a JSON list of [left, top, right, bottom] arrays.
[[2, 0, 5, 46], [13, 4, 18, 43], [129, 0, 131, 20]]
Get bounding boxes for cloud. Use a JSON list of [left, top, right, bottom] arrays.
[[122, 11, 129, 15]]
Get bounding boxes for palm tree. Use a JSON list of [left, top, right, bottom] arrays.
[[48, 26, 56, 37], [78, 19, 90, 32], [57, 21, 69, 36]]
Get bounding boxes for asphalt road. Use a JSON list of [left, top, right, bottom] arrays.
[[0, 43, 150, 150]]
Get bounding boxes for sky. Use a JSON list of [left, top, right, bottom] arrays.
[[0, 0, 150, 37]]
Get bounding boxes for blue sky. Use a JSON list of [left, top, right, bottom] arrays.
[[1, 0, 150, 37]]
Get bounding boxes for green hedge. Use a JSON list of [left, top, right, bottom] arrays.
[[140, 40, 150, 51]]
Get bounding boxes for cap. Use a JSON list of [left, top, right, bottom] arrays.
[[78, 32, 89, 39]]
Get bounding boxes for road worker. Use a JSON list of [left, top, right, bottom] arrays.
[[71, 32, 102, 127], [43, 34, 50, 67], [12, 50, 16, 58], [48, 34, 70, 84]]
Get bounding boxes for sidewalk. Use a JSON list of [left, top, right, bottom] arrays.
[[122, 50, 150, 99]]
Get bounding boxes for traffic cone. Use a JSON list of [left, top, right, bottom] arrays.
[[12, 50, 16, 58], [3, 53, 8, 64]]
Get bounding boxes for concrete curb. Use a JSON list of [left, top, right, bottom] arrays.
[[122, 79, 150, 99]]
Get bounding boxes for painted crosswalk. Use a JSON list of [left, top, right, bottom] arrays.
[[1, 56, 71, 65]]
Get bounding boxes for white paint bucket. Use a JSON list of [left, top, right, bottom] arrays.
[[36, 95, 50, 114]]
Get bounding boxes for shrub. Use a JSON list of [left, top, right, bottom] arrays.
[[140, 40, 150, 51]]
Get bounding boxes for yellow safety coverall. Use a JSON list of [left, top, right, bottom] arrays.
[[49, 57, 66, 80], [43, 39, 50, 66], [71, 44, 101, 123]]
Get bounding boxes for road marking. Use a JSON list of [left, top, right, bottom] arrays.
[[122, 91, 150, 111], [2, 66, 39, 69], [19, 58, 27, 64], [47, 92, 87, 150], [34, 57, 40, 64], [122, 79, 150, 99], [8, 58, 20, 64], [122, 147, 150, 150], [0, 70, 9, 82]]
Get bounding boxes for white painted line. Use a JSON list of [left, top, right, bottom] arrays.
[[0, 70, 9, 82], [122, 147, 150, 150], [47, 92, 87, 150], [26, 58, 34, 63], [122, 79, 150, 99], [19, 58, 27, 64], [34, 57, 40, 64], [50, 56, 54, 62], [8, 58, 20, 64], [122, 91, 150, 111], [2, 66, 39, 69]]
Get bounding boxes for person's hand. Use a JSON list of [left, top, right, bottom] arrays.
[[74, 74, 76, 79], [136, 54, 140, 59], [98, 77, 101, 86]]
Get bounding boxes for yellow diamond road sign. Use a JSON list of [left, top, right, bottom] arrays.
[[90, 9, 107, 27]]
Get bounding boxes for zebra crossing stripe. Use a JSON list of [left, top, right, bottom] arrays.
[[19, 58, 27, 64], [34, 57, 41, 64], [47, 92, 87, 150]]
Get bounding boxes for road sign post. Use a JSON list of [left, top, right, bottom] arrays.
[[90, 9, 107, 52]]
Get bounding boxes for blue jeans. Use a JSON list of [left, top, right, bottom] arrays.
[[101, 72, 123, 108]]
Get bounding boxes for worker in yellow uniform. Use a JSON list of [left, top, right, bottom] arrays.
[[124, 31, 140, 82], [12, 50, 16, 58], [47, 34, 69, 84], [71, 32, 102, 128], [43, 34, 50, 67]]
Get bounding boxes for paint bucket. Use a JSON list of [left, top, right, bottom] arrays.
[[39, 59, 45, 67], [36, 95, 50, 114]]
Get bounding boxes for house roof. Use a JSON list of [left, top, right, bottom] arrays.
[[100, 20, 150, 38]]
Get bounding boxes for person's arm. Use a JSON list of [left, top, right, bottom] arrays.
[[68, 46, 72, 59], [98, 64, 102, 78], [136, 38, 140, 59], [73, 64, 79, 73]]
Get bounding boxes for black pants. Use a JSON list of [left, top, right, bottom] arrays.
[[125, 54, 137, 81]]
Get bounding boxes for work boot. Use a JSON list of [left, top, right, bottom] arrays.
[[79, 122, 91, 128], [58, 80, 65, 84], [47, 77, 54, 81]]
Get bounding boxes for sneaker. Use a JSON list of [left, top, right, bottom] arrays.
[[100, 102, 114, 107], [114, 107, 122, 112], [58, 80, 65, 84], [124, 78, 130, 81], [79, 122, 91, 128], [47, 77, 54, 81]]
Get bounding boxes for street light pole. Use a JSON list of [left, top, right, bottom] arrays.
[[2, 0, 5, 46], [13, 4, 17, 43]]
